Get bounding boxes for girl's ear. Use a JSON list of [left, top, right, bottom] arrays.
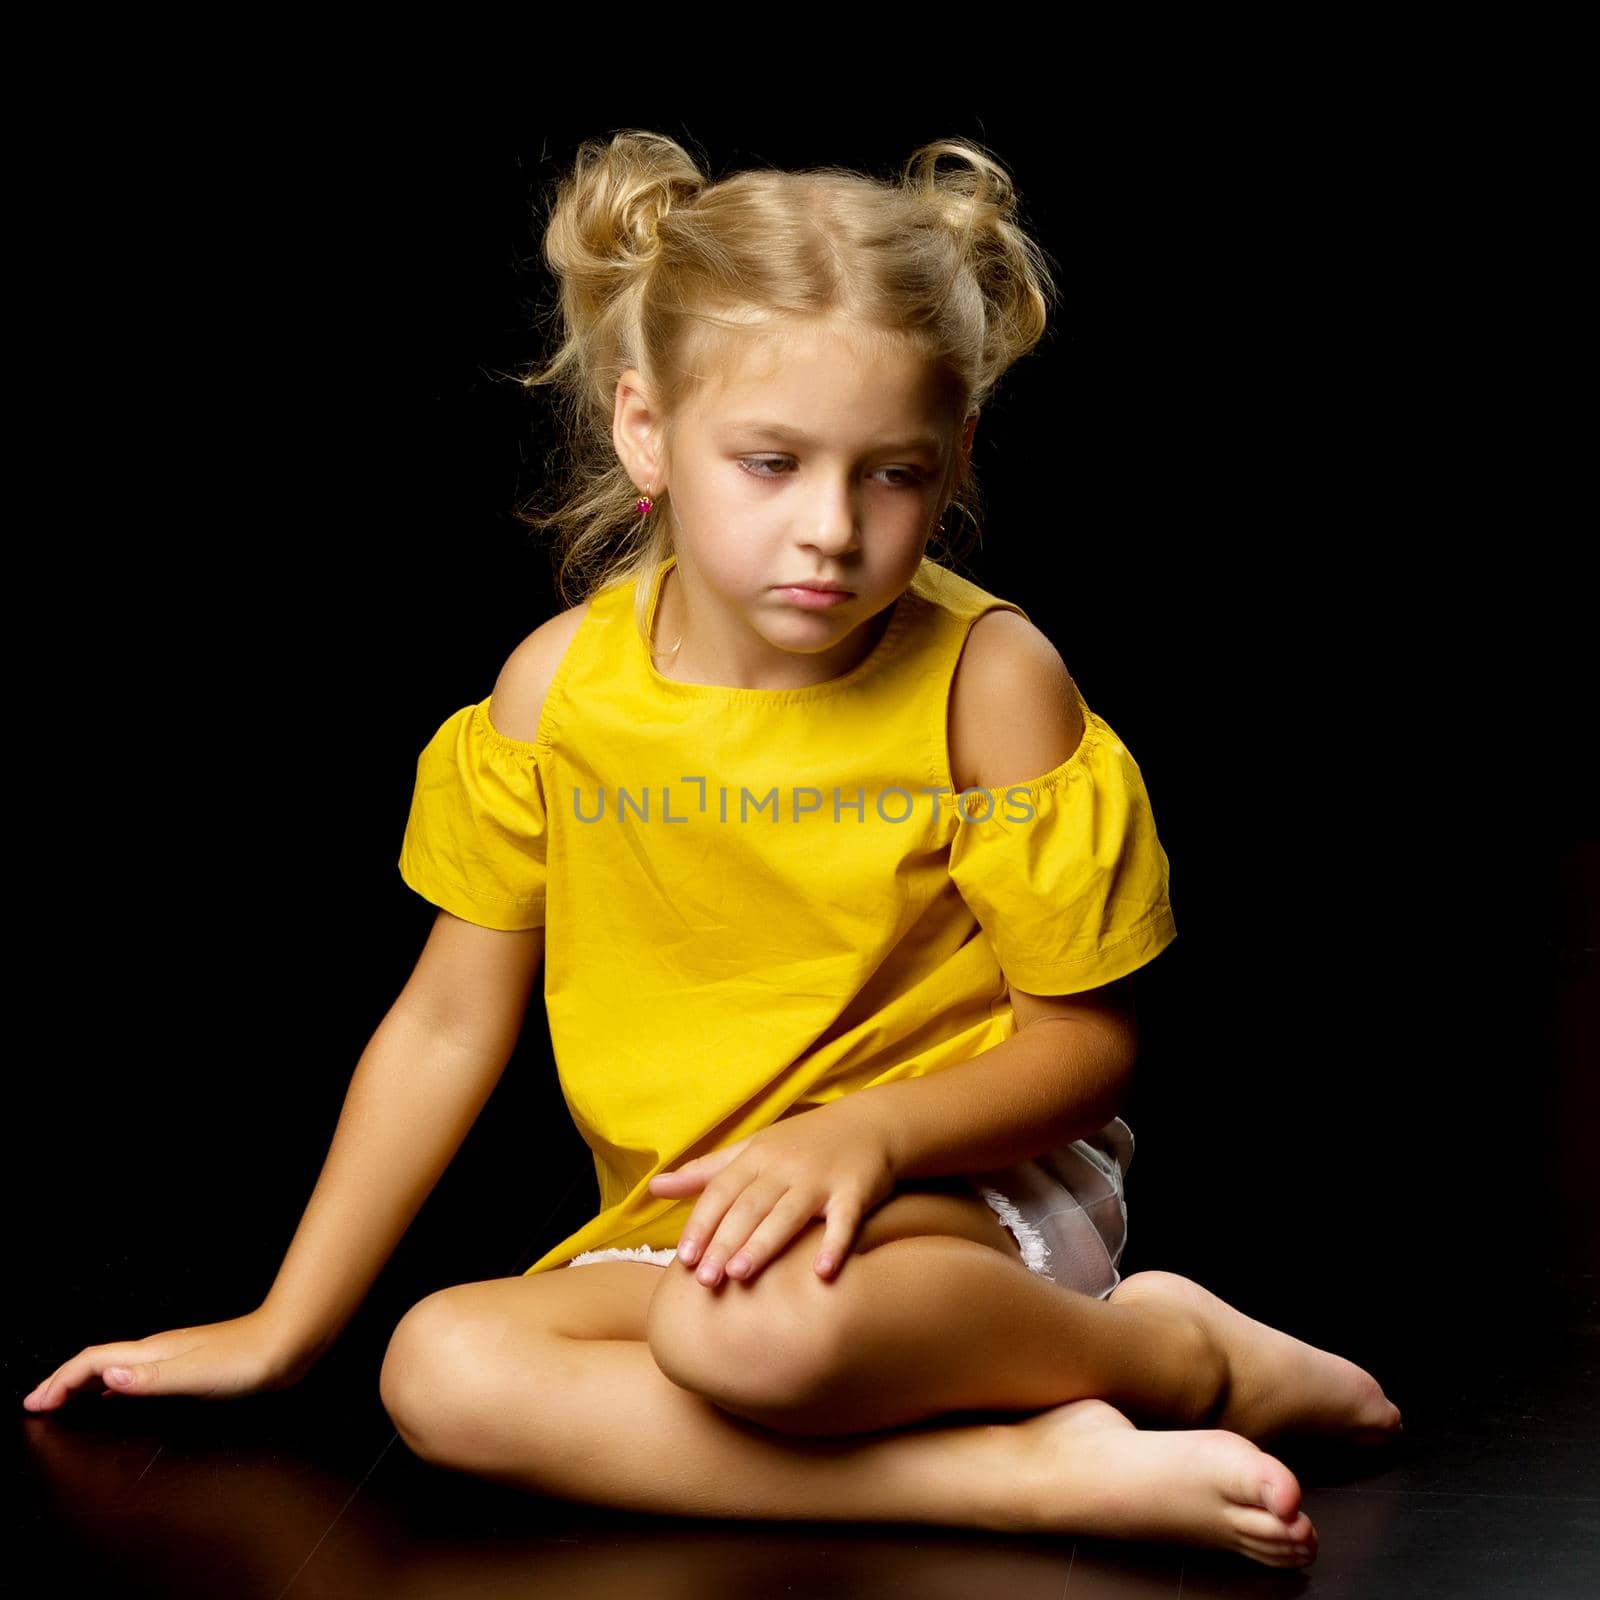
[[613, 368, 664, 485]]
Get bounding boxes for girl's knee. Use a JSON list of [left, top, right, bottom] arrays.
[[379, 1287, 528, 1461], [645, 1233, 849, 1415], [380, 1299, 448, 1454]]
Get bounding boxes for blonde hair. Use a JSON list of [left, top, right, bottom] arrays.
[[512, 129, 1060, 642]]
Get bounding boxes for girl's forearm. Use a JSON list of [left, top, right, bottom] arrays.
[[255, 1007, 511, 1374], [839, 1021, 1132, 1182]]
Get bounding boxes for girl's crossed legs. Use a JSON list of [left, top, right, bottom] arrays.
[[379, 1183, 1394, 1568]]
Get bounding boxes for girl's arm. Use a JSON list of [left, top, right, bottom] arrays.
[[831, 976, 1136, 1182], [256, 623, 567, 1374], [255, 912, 544, 1377]]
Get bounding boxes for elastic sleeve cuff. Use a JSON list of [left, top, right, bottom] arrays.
[[994, 901, 1177, 995]]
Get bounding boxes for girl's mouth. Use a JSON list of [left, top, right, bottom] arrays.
[[774, 586, 852, 609]]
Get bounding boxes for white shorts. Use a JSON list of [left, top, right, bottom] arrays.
[[965, 1115, 1133, 1300], [565, 1116, 1134, 1296]]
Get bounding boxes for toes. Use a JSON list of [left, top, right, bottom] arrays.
[[1243, 1467, 1301, 1521], [1236, 1505, 1316, 1548], [1241, 1535, 1312, 1568], [1234, 1495, 1316, 1561]]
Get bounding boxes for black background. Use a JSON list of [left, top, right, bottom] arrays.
[[14, 96, 1593, 1417]]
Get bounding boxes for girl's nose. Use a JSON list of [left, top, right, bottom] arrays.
[[800, 488, 862, 554]]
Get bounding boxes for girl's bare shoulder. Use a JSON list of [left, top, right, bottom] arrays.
[[487, 601, 591, 745], [946, 608, 1086, 794]]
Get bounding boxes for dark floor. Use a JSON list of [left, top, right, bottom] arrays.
[[14, 1256, 1597, 1598]]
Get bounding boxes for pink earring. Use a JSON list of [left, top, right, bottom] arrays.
[[636, 484, 655, 517]]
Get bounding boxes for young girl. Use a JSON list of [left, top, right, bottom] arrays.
[[22, 131, 1402, 1569]]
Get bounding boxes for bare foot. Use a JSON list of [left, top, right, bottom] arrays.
[[1012, 1397, 1319, 1569], [1110, 1270, 1404, 1448]]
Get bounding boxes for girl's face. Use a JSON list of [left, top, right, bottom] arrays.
[[618, 322, 973, 691]]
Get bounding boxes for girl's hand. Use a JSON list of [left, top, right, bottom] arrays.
[[647, 1104, 896, 1288], [21, 1309, 306, 1413]]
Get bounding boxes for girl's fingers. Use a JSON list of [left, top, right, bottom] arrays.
[[812, 1208, 862, 1280], [24, 1343, 154, 1410], [23, 1354, 96, 1410], [723, 1193, 829, 1285], [676, 1188, 740, 1272], [690, 1183, 787, 1286]]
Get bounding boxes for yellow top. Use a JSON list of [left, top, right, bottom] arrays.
[[398, 554, 1178, 1275]]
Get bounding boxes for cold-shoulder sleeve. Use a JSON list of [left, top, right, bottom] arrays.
[[946, 694, 1176, 994], [397, 696, 548, 932]]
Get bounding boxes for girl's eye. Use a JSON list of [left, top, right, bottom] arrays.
[[737, 457, 923, 488]]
